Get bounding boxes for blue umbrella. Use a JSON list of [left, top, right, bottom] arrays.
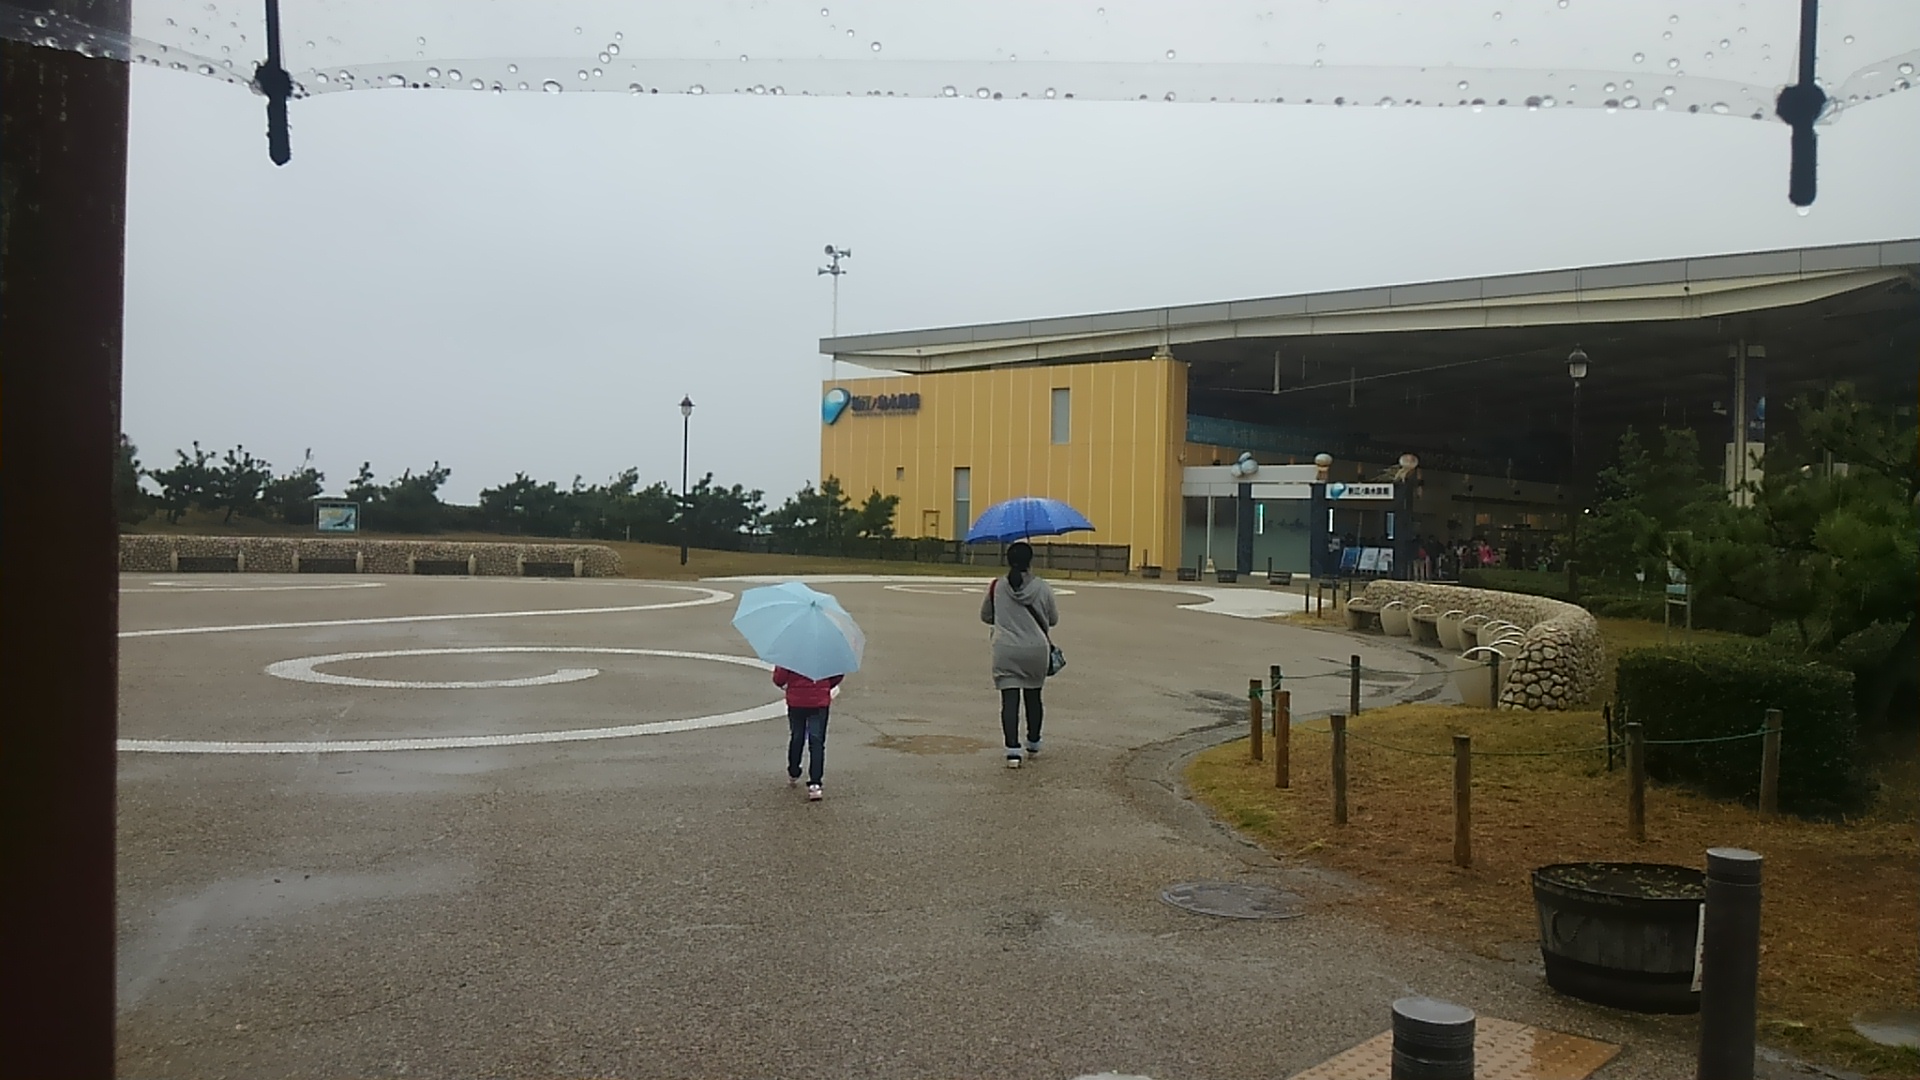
[[730, 581, 866, 680], [964, 496, 1096, 544]]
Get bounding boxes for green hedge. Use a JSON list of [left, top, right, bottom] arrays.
[[1615, 645, 1864, 816]]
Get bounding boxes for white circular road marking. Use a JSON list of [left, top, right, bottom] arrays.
[[266, 647, 616, 690], [123, 580, 387, 594], [121, 648, 787, 755], [883, 583, 1076, 596]]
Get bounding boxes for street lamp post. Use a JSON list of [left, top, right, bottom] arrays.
[[1567, 346, 1589, 602], [679, 395, 695, 566], [818, 245, 850, 381]]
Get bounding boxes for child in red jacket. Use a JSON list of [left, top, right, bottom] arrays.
[[773, 667, 843, 800]]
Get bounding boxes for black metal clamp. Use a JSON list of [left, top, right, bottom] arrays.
[[1774, 0, 1827, 206], [252, 0, 292, 165]]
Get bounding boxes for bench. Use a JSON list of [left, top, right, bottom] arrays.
[[1267, 570, 1293, 586], [1343, 596, 1384, 632], [1408, 605, 1444, 646]]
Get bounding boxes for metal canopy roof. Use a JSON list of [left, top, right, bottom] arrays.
[[823, 239, 1920, 485], [822, 239, 1920, 371]]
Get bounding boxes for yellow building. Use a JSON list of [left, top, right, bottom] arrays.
[[819, 356, 1189, 569]]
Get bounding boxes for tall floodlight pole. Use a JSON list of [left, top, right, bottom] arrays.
[[679, 395, 695, 566], [818, 245, 850, 381], [1567, 346, 1590, 602]]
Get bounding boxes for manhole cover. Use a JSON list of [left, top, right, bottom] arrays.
[[1159, 881, 1304, 920]]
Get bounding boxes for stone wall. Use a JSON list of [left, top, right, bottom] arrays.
[[1359, 580, 1604, 711], [119, 535, 623, 578]]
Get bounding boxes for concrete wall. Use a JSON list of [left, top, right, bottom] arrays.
[[119, 535, 622, 577], [1360, 580, 1604, 711], [819, 357, 1188, 569]]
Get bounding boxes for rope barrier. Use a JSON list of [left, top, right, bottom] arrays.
[[1281, 722, 1769, 758]]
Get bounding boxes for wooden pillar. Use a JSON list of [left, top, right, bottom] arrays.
[[2, 17, 132, 1074]]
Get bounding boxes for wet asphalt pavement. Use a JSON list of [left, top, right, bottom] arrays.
[[113, 574, 1782, 1079]]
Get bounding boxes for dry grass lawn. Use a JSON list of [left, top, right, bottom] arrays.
[[1186, 703, 1918, 1077]]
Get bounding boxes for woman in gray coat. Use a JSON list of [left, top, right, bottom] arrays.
[[979, 541, 1060, 768]]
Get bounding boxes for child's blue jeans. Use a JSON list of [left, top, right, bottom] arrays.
[[786, 707, 829, 786]]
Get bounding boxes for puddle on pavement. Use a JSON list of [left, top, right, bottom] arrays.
[[870, 733, 991, 755]]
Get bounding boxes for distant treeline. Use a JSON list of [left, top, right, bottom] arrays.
[[117, 436, 899, 554]]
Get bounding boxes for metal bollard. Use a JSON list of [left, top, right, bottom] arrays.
[[1697, 848, 1763, 1080]]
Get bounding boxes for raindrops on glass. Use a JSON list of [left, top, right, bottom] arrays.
[[315, 71, 329, 83], [1796, 205, 1811, 216], [471, 79, 483, 90], [492, 84, 504, 95], [870, 41, 881, 52], [577, 69, 589, 80], [426, 67, 440, 79], [690, 84, 706, 94], [1901, 63, 1916, 75], [1719, 39, 1730, 49], [1663, 30, 1672, 40], [629, 83, 643, 94], [1166, 49, 1176, 59], [1044, 87, 1057, 98], [976, 87, 990, 98], [543, 79, 562, 93], [1604, 82, 1616, 93], [1633, 52, 1644, 63], [1458, 80, 1470, 91], [1557, 0, 1567, 7], [386, 74, 403, 86], [573, 26, 582, 34], [1710, 102, 1729, 113], [739, 54, 748, 62], [845, 28, 854, 37], [821, 7, 829, 14], [942, 85, 957, 97], [417, 36, 426, 46], [599, 52, 610, 63], [1165, 91, 1176, 101], [198, 63, 215, 75], [592, 68, 603, 77], [305, 39, 314, 49], [1668, 58, 1680, 69], [1705, 52, 1714, 60], [608, 44, 620, 56], [1622, 96, 1640, 108], [1663, 85, 1676, 95], [1668, 14, 1679, 23], [1843, 34, 1854, 44], [508, 64, 518, 73], [446, 69, 461, 81], [1492, 10, 1502, 19]]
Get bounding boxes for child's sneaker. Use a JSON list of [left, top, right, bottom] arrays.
[[806, 784, 823, 801], [788, 775, 800, 788], [1005, 751, 1022, 768], [1025, 739, 1043, 756]]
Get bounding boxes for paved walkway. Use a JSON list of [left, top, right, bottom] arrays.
[[113, 573, 1791, 1079]]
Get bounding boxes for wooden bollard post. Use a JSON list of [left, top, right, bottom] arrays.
[[1758, 708, 1782, 816], [1349, 654, 1362, 717], [1248, 680, 1264, 763], [1626, 722, 1647, 842], [1603, 703, 1616, 772], [1331, 713, 1349, 825], [1273, 690, 1292, 789], [1486, 650, 1502, 709], [1453, 734, 1472, 868]]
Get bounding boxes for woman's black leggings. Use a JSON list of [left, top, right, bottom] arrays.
[[1000, 687, 1044, 749]]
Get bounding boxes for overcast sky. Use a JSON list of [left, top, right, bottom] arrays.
[[122, 7, 1920, 505]]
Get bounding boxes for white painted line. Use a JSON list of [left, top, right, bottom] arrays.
[[710, 575, 1301, 618], [122, 648, 784, 754], [123, 581, 386, 594], [882, 583, 1076, 596], [267, 647, 612, 690], [117, 585, 733, 639]]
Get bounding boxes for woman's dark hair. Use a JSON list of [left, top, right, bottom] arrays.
[[1006, 541, 1034, 589]]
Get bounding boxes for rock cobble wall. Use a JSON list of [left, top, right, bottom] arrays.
[[1359, 580, 1604, 711], [119, 535, 622, 578]]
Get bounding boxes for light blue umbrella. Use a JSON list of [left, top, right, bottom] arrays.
[[730, 581, 866, 680], [964, 496, 1096, 544]]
